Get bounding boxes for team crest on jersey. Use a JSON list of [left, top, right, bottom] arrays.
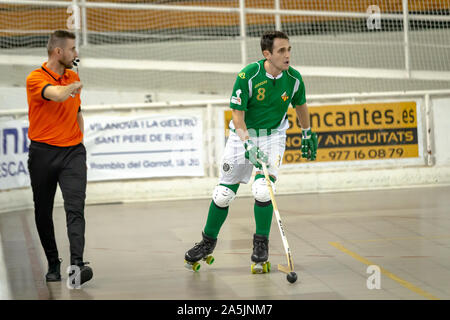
[[281, 91, 289, 102], [238, 72, 246, 79]]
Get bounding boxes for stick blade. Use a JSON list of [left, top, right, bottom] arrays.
[[277, 264, 292, 274]]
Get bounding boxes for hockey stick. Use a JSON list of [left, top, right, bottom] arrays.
[[261, 162, 297, 282]]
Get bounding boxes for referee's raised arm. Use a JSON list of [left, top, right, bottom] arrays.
[[43, 80, 83, 102]]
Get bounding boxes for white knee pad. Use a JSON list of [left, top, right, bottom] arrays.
[[212, 185, 236, 208], [252, 178, 275, 203]]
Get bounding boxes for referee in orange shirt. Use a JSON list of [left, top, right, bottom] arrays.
[[26, 30, 92, 287]]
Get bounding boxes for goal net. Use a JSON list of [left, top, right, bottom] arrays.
[[1, 0, 450, 107]]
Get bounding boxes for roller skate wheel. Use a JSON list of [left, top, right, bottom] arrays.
[[204, 256, 214, 265], [184, 261, 192, 270], [192, 262, 201, 272], [263, 261, 271, 273], [251, 263, 263, 274], [184, 260, 201, 272]]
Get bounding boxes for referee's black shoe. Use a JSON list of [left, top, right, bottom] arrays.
[[68, 261, 93, 288], [45, 258, 62, 282]]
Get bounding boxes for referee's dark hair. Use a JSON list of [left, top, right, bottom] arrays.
[[260, 31, 289, 53], [47, 30, 76, 56]]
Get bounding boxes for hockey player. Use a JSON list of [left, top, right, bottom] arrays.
[[185, 31, 318, 272]]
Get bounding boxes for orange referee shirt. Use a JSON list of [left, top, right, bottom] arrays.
[[26, 62, 82, 147]]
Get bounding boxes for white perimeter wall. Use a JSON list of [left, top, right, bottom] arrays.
[[1, 93, 450, 214], [433, 97, 450, 166]]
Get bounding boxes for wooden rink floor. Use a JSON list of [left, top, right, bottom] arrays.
[[1, 186, 450, 300]]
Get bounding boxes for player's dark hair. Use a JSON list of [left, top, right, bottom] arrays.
[[260, 31, 289, 53], [47, 30, 76, 55]]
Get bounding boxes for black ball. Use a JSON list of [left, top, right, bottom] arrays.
[[287, 272, 297, 283]]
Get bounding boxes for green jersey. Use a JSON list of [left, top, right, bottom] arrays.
[[230, 59, 306, 130]]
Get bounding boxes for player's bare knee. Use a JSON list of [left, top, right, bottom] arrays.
[[212, 185, 236, 208], [252, 178, 275, 203]]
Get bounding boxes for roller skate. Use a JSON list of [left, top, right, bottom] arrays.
[[250, 234, 271, 274], [184, 232, 217, 272]]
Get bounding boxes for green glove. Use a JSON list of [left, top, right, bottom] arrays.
[[301, 128, 318, 160], [244, 139, 268, 169]]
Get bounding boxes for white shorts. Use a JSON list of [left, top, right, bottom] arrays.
[[219, 130, 287, 185]]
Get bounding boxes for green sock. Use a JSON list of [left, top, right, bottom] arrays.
[[254, 201, 274, 237], [203, 183, 239, 239], [253, 175, 275, 237]]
